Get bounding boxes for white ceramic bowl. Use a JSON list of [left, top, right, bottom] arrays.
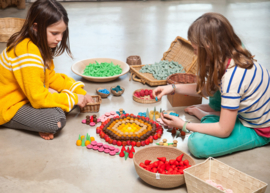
[[71, 58, 130, 82]]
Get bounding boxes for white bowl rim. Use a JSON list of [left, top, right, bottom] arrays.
[[71, 58, 130, 80]]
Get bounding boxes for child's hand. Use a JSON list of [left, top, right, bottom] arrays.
[[48, 88, 58, 94], [84, 94, 94, 104], [77, 94, 87, 108], [161, 113, 184, 128], [153, 85, 174, 100]]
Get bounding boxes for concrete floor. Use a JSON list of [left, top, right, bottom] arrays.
[[1, 1, 270, 193]]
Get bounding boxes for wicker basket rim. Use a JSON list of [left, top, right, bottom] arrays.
[[130, 65, 160, 83], [167, 73, 196, 77], [86, 95, 101, 105], [166, 73, 197, 85], [184, 157, 268, 191]]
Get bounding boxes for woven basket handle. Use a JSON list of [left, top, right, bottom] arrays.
[[132, 74, 146, 84]]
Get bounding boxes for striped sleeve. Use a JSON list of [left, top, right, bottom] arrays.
[[9, 40, 78, 112], [220, 64, 246, 110], [48, 62, 87, 95]]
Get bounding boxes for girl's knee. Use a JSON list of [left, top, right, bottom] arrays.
[[51, 108, 66, 133], [56, 118, 66, 132], [188, 132, 209, 158]]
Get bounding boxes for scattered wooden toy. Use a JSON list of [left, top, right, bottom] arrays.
[[76, 133, 95, 146], [98, 111, 118, 122], [82, 115, 100, 127], [86, 141, 120, 156], [156, 139, 178, 147], [116, 145, 135, 160]]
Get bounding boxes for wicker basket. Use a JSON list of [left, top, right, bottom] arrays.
[[133, 146, 196, 188], [0, 0, 25, 9], [184, 157, 268, 193], [0, 18, 25, 42], [130, 36, 198, 86], [96, 87, 110, 98], [167, 73, 197, 84], [162, 36, 197, 75], [80, 95, 102, 113], [126, 55, 142, 66], [133, 89, 160, 104], [110, 86, 125, 96]]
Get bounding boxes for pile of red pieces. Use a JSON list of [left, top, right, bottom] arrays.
[[139, 154, 191, 175], [134, 89, 154, 99], [96, 114, 163, 147], [119, 145, 135, 159]]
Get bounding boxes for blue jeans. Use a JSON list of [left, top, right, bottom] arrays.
[[188, 115, 270, 158]]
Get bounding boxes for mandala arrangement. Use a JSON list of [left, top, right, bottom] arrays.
[[96, 114, 163, 147]]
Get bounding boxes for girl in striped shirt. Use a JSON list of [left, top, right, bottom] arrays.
[[154, 12, 270, 158], [0, 0, 93, 140]]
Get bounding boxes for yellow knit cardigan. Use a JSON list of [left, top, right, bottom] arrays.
[[0, 38, 86, 125]]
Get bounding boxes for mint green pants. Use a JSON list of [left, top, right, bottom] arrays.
[[188, 91, 270, 158]]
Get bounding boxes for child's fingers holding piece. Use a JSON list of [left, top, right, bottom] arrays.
[[153, 86, 167, 100], [161, 113, 172, 125], [153, 87, 162, 97]]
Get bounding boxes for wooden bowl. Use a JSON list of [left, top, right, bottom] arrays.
[[133, 146, 196, 188], [96, 87, 110, 98], [110, 86, 125, 96], [71, 58, 130, 82]]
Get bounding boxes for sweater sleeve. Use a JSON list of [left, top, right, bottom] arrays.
[[47, 62, 87, 95], [11, 41, 78, 112]]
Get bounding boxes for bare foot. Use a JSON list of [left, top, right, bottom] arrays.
[[184, 106, 198, 116], [39, 132, 54, 140]]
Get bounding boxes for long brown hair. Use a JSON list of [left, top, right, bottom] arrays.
[[188, 12, 254, 97], [7, 0, 72, 68]]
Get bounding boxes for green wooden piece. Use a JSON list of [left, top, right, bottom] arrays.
[[176, 130, 180, 138], [146, 108, 150, 118], [81, 138, 85, 147], [153, 114, 156, 121], [124, 151, 129, 160]]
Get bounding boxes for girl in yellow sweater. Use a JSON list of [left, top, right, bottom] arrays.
[[0, 0, 93, 140]]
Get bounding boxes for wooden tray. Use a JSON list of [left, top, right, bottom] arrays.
[[130, 36, 198, 86]]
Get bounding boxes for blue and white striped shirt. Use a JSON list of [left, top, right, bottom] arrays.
[[220, 59, 270, 128]]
